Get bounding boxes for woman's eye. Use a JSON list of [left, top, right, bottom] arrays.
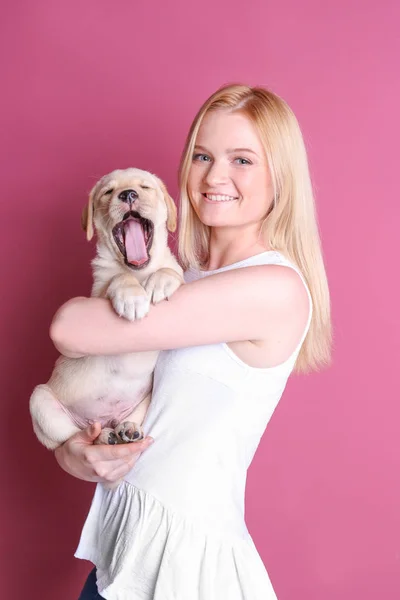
[[193, 153, 211, 162], [234, 157, 251, 165]]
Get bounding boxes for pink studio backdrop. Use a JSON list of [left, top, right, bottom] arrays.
[[1, 1, 399, 598]]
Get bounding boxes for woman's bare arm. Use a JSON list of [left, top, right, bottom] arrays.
[[50, 265, 310, 358]]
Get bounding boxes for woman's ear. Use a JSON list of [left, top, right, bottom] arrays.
[[154, 176, 177, 232]]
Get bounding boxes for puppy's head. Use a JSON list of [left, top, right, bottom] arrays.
[[82, 168, 177, 270]]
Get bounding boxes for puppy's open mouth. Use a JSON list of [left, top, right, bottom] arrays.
[[112, 211, 154, 269]]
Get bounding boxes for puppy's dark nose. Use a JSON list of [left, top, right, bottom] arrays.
[[118, 189, 138, 203]]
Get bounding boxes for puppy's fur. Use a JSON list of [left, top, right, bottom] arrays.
[[30, 168, 183, 452]]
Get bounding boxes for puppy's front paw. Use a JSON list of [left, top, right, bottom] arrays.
[[144, 268, 183, 304], [107, 277, 150, 321]]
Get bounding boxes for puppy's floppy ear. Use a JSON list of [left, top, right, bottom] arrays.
[[81, 183, 97, 241], [154, 176, 177, 232]]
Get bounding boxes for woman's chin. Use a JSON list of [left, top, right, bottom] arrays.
[[199, 215, 233, 228], [195, 206, 238, 228]]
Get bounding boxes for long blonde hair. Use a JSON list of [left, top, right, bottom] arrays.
[[178, 84, 332, 373]]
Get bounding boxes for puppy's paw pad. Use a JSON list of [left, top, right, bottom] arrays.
[[95, 428, 119, 445], [116, 421, 144, 443]]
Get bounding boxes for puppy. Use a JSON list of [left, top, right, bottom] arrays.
[[30, 168, 183, 453]]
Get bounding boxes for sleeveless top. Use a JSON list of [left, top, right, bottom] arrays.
[[75, 251, 313, 600]]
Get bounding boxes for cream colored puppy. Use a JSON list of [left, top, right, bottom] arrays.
[[30, 168, 183, 451]]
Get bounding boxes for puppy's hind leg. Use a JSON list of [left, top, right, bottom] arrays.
[[94, 428, 121, 445], [29, 384, 81, 450], [114, 393, 152, 443]]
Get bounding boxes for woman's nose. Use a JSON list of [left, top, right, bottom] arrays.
[[203, 160, 230, 186]]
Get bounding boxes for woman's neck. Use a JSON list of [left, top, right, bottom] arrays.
[[204, 227, 271, 271]]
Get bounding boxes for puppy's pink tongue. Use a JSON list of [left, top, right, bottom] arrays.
[[124, 220, 148, 265]]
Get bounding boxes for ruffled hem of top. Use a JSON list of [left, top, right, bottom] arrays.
[[75, 481, 277, 600]]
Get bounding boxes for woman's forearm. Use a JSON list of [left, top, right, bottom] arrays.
[[50, 296, 138, 357], [50, 293, 187, 357]]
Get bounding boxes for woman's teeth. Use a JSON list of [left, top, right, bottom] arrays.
[[205, 194, 236, 202]]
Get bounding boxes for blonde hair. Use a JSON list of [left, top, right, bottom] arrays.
[[178, 84, 332, 374]]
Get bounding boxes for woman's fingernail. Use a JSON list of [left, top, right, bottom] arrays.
[[146, 437, 154, 444]]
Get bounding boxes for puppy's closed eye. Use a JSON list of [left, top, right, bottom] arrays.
[[104, 189, 114, 195]]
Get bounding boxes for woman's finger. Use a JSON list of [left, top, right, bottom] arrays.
[[91, 459, 134, 480], [100, 459, 138, 483], [85, 436, 154, 463]]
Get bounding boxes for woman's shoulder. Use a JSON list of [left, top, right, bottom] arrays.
[[184, 250, 286, 280], [184, 250, 309, 295], [184, 255, 310, 326]]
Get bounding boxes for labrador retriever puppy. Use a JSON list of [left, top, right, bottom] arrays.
[[30, 168, 183, 452]]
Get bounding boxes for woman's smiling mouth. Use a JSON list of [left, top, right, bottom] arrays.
[[202, 193, 238, 203]]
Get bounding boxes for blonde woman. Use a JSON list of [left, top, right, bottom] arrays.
[[52, 84, 332, 600]]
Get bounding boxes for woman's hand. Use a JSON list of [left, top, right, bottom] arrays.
[[54, 422, 154, 484]]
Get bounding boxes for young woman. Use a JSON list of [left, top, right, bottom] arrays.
[[52, 84, 331, 600]]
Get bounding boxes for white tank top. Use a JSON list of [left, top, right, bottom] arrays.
[[75, 251, 313, 600]]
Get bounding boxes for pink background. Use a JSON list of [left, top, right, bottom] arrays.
[[1, 1, 399, 598]]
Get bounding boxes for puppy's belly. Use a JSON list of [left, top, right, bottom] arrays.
[[64, 394, 148, 429], [48, 353, 156, 430]]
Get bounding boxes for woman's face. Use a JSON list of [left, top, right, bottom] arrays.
[[187, 110, 274, 231]]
